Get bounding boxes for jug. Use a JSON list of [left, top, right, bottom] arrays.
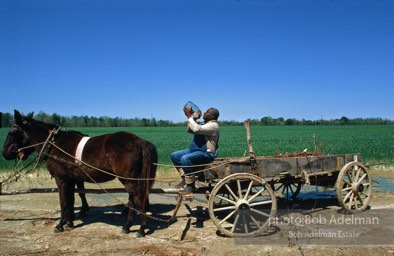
[[184, 101, 201, 119]]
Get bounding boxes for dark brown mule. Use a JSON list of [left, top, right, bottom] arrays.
[[2, 110, 158, 237]]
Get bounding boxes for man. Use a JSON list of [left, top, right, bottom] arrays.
[[171, 106, 220, 193]]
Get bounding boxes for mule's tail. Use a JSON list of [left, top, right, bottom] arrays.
[[141, 142, 158, 208]]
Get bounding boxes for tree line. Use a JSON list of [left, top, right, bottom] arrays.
[[0, 111, 393, 128]]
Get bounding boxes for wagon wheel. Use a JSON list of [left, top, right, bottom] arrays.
[[336, 161, 372, 213], [208, 173, 277, 238], [271, 178, 302, 201]]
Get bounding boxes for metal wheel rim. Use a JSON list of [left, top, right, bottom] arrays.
[[336, 162, 372, 213], [208, 173, 277, 238]]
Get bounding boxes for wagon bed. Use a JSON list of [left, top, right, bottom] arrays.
[[204, 153, 360, 181]]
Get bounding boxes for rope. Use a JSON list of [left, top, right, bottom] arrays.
[[5, 126, 227, 183], [48, 141, 227, 182], [0, 157, 38, 189], [78, 166, 173, 223], [153, 162, 215, 168], [17, 142, 46, 152]]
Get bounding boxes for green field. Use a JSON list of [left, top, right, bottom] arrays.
[[1, 125, 393, 172]]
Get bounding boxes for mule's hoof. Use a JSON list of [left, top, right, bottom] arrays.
[[121, 227, 130, 234], [136, 231, 145, 238], [65, 222, 74, 230], [54, 226, 64, 233]]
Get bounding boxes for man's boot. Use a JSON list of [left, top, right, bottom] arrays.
[[179, 175, 195, 194], [175, 176, 186, 189], [174, 168, 186, 188]]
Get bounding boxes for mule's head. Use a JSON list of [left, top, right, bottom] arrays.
[[2, 110, 35, 160]]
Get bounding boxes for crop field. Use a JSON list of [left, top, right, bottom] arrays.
[[0, 125, 393, 172]]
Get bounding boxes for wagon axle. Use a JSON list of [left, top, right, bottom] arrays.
[[352, 182, 364, 193]]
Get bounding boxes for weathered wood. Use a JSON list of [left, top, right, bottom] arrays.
[[244, 120, 255, 157], [204, 153, 361, 181]]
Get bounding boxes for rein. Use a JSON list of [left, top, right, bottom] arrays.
[[15, 127, 226, 182], [32, 127, 61, 170], [47, 141, 226, 181]]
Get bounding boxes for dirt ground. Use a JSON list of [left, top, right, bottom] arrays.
[[1, 171, 394, 256]]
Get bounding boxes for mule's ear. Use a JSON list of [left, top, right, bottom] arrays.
[[27, 112, 34, 118], [14, 110, 24, 125]]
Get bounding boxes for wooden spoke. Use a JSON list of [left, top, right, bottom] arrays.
[[348, 193, 355, 208], [276, 183, 284, 191], [225, 184, 238, 201], [213, 205, 236, 212], [358, 173, 367, 184], [215, 195, 237, 205], [231, 214, 240, 233], [272, 180, 302, 201], [343, 190, 352, 202], [346, 172, 353, 183], [244, 181, 254, 199], [219, 210, 237, 225], [242, 213, 249, 234], [237, 179, 242, 199], [249, 200, 273, 207], [250, 215, 262, 229], [355, 193, 365, 207], [250, 208, 271, 218], [247, 187, 266, 203]]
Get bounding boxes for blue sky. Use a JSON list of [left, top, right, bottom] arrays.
[[1, 0, 393, 122]]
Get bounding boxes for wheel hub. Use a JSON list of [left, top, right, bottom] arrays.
[[351, 182, 364, 193], [236, 199, 250, 212]]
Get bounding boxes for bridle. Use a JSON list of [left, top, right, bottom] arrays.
[[12, 126, 61, 172]]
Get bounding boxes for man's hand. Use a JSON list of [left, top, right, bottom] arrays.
[[194, 110, 202, 120], [184, 107, 194, 118]]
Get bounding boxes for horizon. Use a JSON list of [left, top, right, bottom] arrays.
[[1, 110, 393, 124]]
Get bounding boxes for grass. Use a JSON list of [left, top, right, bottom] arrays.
[[1, 125, 393, 173]]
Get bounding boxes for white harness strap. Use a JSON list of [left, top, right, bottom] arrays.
[[75, 137, 90, 163]]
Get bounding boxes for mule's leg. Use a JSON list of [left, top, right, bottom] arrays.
[[66, 182, 76, 229], [121, 193, 135, 234], [54, 179, 76, 233], [134, 193, 148, 238], [54, 179, 67, 233], [76, 182, 89, 219]]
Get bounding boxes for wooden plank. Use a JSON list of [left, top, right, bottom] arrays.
[[206, 153, 361, 179]]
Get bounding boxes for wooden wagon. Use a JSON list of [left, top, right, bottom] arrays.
[[180, 121, 373, 238]]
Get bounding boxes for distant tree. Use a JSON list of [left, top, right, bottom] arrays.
[[35, 111, 48, 122], [276, 117, 285, 126], [51, 113, 62, 125], [340, 116, 349, 125], [285, 118, 296, 126], [83, 116, 89, 127], [260, 116, 273, 126], [1, 113, 13, 127]]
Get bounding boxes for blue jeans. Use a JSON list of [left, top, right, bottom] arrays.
[[170, 149, 215, 175]]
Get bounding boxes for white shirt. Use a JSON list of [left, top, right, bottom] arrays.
[[187, 117, 219, 153]]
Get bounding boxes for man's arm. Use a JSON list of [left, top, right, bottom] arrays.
[[187, 117, 218, 135]]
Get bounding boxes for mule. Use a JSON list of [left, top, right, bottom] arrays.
[[2, 110, 158, 237]]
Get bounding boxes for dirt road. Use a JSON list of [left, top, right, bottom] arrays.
[[1, 173, 393, 256]]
